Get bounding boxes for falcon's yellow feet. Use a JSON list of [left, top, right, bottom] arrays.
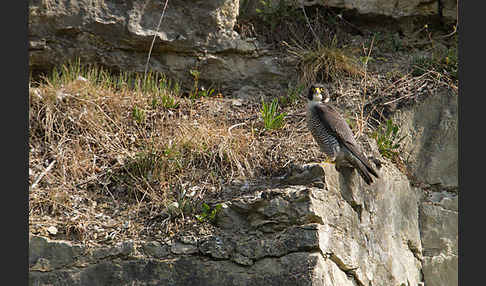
[[319, 158, 335, 168]]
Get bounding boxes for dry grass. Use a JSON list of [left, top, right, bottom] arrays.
[[29, 61, 323, 245], [285, 36, 364, 84]]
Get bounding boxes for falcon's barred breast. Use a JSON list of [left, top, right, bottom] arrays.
[[306, 83, 379, 185]]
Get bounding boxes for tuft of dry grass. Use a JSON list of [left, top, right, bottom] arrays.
[[285, 36, 364, 84]]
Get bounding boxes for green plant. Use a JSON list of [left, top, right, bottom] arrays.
[[195, 203, 222, 222], [39, 58, 184, 97], [165, 186, 197, 218], [443, 46, 458, 78], [345, 116, 357, 131], [373, 31, 403, 53], [152, 93, 180, 109], [372, 119, 407, 159], [45, 58, 86, 88], [411, 46, 458, 79], [132, 105, 146, 124], [359, 56, 374, 66], [411, 55, 435, 76], [279, 84, 305, 107], [261, 97, 286, 130], [199, 86, 216, 98], [189, 69, 201, 99], [162, 142, 183, 172], [123, 146, 165, 185], [161, 94, 180, 109], [188, 69, 216, 100]]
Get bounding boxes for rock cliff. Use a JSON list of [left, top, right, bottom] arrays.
[[28, 0, 458, 285], [31, 162, 423, 286], [30, 159, 458, 286], [29, 0, 293, 96], [29, 0, 457, 94]]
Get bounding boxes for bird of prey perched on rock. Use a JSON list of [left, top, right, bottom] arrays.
[[306, 83, 379, 185]]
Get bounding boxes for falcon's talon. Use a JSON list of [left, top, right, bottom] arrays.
[[321, 158, 335, 164], [319, 161, 335, 167]]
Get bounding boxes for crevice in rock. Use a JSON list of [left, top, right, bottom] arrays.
[[328, 253, 365, 286], [438, 0, 443, 19], [245, 249, 322, 265], [335, 167, 364, 222], [427, 203, 458, 214], [30, 250, 135, 273], [349, 202, 363, 222], [407, 240, 423, 262], [419, 266, 426, 286], [339, 193, 363, 223], [415, 198, 426, 286]]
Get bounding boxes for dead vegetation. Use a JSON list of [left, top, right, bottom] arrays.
[[29, 61, 325, 245], [285, 36, 365, 84]]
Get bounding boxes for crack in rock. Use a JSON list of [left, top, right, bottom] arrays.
[[328, 252, 365, 286]]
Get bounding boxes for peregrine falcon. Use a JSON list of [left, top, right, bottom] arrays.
[[306, 83, 379, 185]]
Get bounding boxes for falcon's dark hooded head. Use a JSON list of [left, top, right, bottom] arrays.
[[307, 83, 329, 103]]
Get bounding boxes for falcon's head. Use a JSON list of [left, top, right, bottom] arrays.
[[307, 83, 329, 103]]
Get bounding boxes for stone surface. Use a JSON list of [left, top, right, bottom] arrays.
[[28, 0, 293, 95], [29, 236, 84, 271], [394, 91, 458, 187], [422, 254, 458, 286], [91, 240, 135, 260], [244, 0, 457, 22], [389, 89, 459, 286], [170, 241, 199, 255], [28, 0, 458, 285], [28, 0, 457, 96], [30, 252, 329, 286], [319, 162, 423, 286], [140, 241, 170, 258], [30, 161, 429, 286], [300, 0, 457, 22], [419, 191, 458, 286]]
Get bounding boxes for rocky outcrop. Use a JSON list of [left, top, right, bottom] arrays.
[[30, 162, 427, 286], [28, 0, 293, 96], [392, 89, 458, 286], [394, 90, 458, 188], [28, 1, 458, 285], [419, 190, 458, 286], [28, 0, 457, 96], [300, 0, 457, 22]]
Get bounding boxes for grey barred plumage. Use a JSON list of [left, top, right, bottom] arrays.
[[306, 83, 379, 185], [306, 106, 340, 158]]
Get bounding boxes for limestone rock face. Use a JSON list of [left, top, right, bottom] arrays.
[[28, 0, 457, 95], [28, 1, 458, 285], [394, 90, 458, 187], [243, 0, 456, 22], [419, 191, 458, 286], [318, 163, 423, 286], [391, 89, 458, 286], [28, 0, 292, 94], [299, 0, 457, 22], [30, 162, 427, 286]]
